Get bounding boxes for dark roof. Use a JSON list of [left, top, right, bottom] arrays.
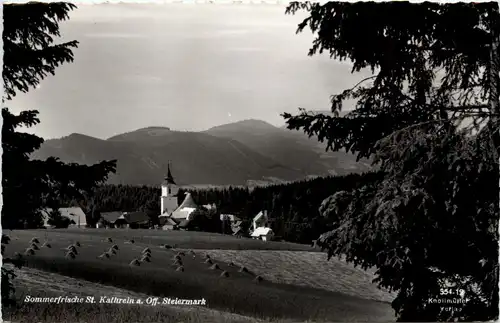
[[165, 218, 178, 226], [163, 163, 176, 185], [123, 211, 149, 224], [178, 219, 191, 228], [101, 212, 122, 223]]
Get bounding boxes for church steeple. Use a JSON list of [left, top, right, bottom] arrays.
[[165, 161, 176, 185], [160, 161, 179, 215]]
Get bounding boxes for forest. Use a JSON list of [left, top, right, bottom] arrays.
[[63, 171, 383, 244]]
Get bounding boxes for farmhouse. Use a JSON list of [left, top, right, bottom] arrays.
[[250, 210, 273, 241], [251, 227, 275, 241], [114, 211, 150, 229], [252, 210, 269, 231], [41, 207, 87, 228], [99, 211, 122, 228], [97, 211, 150, 229]]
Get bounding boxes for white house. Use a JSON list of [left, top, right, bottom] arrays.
[[41, 207, 87, 228], [252, 210, 269, 232], [250, 210, 273, 241], [251, 227, 274, 241]]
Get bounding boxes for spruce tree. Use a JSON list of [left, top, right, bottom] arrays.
[[2, 2, 116, 307], [284, 2, 499, 321]]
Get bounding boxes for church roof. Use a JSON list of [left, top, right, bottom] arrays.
[[170, 193, 198, 220], [176, 193, 198, 209], [163, 163, 176, 185]]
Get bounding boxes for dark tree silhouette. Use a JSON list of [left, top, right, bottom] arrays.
[[2, 2, 116, 307], [283, 2, 499, 321], [284, 2, 500, 158]]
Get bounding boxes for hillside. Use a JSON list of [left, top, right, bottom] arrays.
[[204, 119, 371, 176], [31, 120, 371, 186]]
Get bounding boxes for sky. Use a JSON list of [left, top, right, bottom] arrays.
[[9, 3, 374, 140]]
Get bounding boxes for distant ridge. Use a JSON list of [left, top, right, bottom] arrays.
[[32, 119, 371, 186]]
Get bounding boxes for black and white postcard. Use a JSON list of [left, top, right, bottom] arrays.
[[1, 1, 499, 322]]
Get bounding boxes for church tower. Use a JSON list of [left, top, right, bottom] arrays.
[[160, 162, 179, 215]]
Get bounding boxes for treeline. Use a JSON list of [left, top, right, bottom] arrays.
[[64, 171, 383, 244]]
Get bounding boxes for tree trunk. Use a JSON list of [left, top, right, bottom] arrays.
[[489, 26, 500, 157]]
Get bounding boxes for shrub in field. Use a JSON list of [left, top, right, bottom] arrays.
[[129, 259, 141, 266], [65, 245, 78, 255], [220, 271, 229, 278], [2, 234, 11, 245], [98, 252, 111, 259], [176, 266, 185, 272], [2, 247, 23, 308], [254, 275, 264, 283], [65, 251, 76, 259], [209, 264, 220, 270]]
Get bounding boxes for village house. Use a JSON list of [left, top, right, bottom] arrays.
[[97, 211, 149, 229], [41, 207, 87, 228], [98, 211, 122, 228], [116, 211, 150, 229], [250, 210, 274, 241]]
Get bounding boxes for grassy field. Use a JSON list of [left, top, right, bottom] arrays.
[[18, 228, 319, 251], [3, 229, 395, 322], [5, 266, 262, 323]]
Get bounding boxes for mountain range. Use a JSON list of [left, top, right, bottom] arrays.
[[31, 119, 372, 186]]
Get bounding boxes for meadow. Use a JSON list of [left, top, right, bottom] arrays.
[[3, 229, 395, 322]]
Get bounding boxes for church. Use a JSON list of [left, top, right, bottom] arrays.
[[158, 163, 198, 230]]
